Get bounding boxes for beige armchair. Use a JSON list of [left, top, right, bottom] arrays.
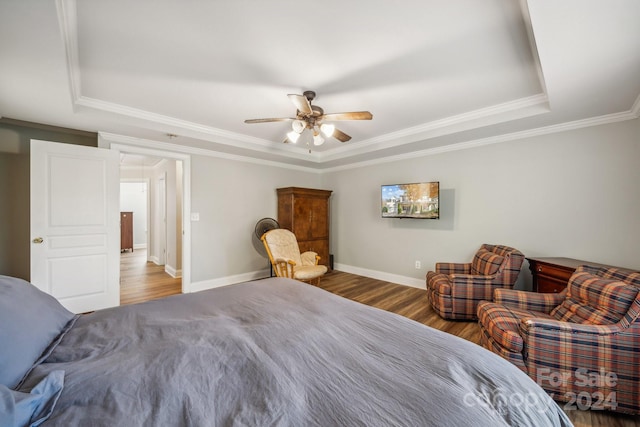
[[261, 229, 327, 286]]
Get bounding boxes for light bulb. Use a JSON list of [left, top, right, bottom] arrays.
[[313, 134, 325, 146], [292, 120, 306, 134], [286, 131, 300, 143], [320, 123, 335, 138]]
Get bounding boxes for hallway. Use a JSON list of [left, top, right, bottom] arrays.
[[120, 249, 182, 305]]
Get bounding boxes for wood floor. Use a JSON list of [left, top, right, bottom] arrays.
[[120, 250, 181, 305], [120, 262, 638, 427]]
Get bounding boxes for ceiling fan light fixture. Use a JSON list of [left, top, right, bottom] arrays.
[[313, 134, 325, 146], [320, 123, 335, 138], [292, 119, 306, 134], [286, 131, 300, 143]]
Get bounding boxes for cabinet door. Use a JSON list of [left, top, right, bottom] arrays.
[[293, 196, 328, 240], [292, 197, 313, 239], [298, 239, 329, 266], [309, 197, 328, 239]]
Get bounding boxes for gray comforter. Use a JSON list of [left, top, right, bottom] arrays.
[[20, 277, 572, 426]]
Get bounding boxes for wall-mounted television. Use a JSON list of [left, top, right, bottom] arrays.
[[381, 182, 439, 219]]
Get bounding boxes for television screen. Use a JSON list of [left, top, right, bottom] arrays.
[[381, 182, 439, 219]]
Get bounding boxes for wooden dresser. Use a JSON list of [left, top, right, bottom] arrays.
[[277, 187, 332, 269], [120, 211, 134, 252], [527, 257, 613, 293]]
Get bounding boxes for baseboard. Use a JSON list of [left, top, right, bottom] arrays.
[[149, 256, 160, 265], [134, 243, 147, 250], [165, 264, 182, 278], [334, 263, 425, 289], [187, 264, 425, 293], [188, 269, 270, 293]]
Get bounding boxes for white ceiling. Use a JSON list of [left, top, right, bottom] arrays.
[[1, 0, 638, 170]]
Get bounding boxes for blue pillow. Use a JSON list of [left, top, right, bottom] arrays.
[[0, 370, 65, 427], [0, 276, 75, 388]]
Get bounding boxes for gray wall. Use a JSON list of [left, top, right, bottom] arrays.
[[2, 117, 638, 289], [190, 155, 321, 283], [321, 117, 640, 290], [0, 120, 97, 280]]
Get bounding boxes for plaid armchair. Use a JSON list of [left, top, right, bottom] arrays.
[[426, 244, 524, 320], [477, 265, 640, 414]]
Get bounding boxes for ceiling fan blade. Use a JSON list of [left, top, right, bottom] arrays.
[[333, 128, 352, 142], [323, 111, 372, 121], [288, 94, 313, 115], [244, 117, 295, 124]]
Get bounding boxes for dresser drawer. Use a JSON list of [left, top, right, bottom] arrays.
[[537, 278, 567, 294], [535, 263, 574, 282]]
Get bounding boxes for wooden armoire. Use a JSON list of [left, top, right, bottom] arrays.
[[277, 187, 332, 269]]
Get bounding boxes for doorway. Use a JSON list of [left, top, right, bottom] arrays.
[[116, 147, 190, 302]]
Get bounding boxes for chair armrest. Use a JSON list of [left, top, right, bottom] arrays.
[[494, 288, 565, 314], [520, 318, 627, 336], [436, 262, 471, 275], [273, 258, 296, 278], [300, 251, 319, 266]]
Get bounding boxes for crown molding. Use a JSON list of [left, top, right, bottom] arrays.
[[322, 108, 639, 173], [316, 93, 550, 162], [519, 0, 549, 97], [77, 96, 324, 163], [56, 0, 81, 112], [100, 132, 323, 174], [631, 93, 640, 117]]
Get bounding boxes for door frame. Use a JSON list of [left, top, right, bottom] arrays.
[[107, 140, 192, 293], [157, 172, 167, 266]]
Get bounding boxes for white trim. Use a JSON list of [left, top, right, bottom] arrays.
[[631, 93, 640, 117], [165, 264, 182, 279], [100, 132, 323, 174], [189, 270, 270, 293], [55, 0, 80, 111], [133, 243, 147, 250], [77, 92, 550, 165], [322, 109, 639, 172], [519, 0, 549, 98], [103, 136, 193, 293], [334, 263, 425, 289], [318, 93, 549, 162]]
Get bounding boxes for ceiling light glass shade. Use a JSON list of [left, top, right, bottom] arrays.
[[313, 134, 325, 146], [286, 131, 300, 143], [292, 120, 306, 134], [320, 123, 335, 138]]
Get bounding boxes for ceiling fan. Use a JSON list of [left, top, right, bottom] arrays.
[[244, 91, 372, 150]]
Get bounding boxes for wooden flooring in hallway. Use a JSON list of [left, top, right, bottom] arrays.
[[120, 249, 181, 305]]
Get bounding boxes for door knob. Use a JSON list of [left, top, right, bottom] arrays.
[[32, 237, 44, 244]]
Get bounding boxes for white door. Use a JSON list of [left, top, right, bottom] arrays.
[[30, 140, 120, 313]]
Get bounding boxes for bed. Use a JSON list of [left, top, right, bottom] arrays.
[[1, 275, 572, 426]]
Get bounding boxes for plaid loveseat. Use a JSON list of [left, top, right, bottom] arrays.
[[425, 244, 524, 320], [477, 265, 640, 414]]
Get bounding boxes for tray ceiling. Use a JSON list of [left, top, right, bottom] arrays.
[[0, 0, 638, 170]]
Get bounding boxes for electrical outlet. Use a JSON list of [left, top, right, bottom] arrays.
[[415, 260, 421, 269]]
